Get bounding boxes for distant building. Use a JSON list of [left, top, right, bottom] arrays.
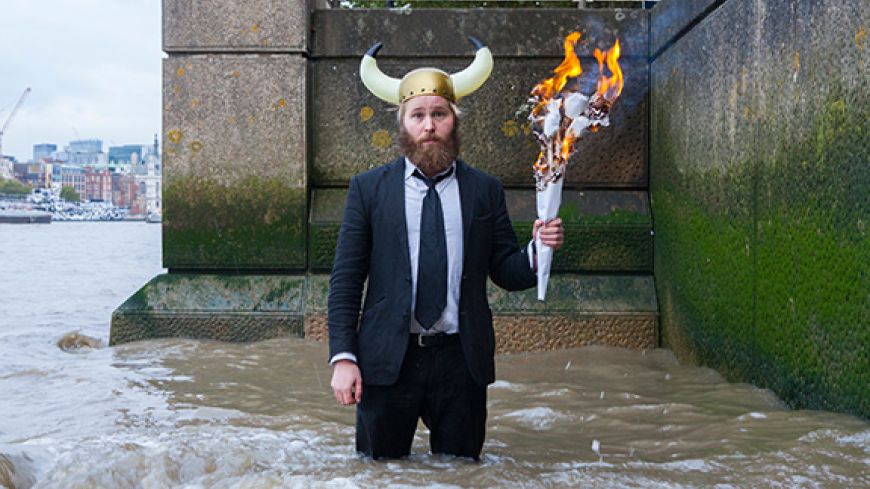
[[108, 145, 148, 164], [132, 134, 161, 215], [0, 159, 13, 180], [14, 162, 53, 188], [84, 166, 112, 202], [58, 139, 105, 165], [114, 174, 147, 214], [33, 144, 57, 162], [59, 165, 86, 199]]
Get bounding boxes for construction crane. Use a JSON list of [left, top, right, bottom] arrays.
[[0, 87, 32, 159]]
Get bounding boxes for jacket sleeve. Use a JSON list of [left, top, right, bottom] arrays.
[[327, 175, 371, 359], [488, 180, 537, 291]]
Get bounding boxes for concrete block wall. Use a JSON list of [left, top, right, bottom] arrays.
[[650, 0, 869, 418], [306, 7, 658, 349], [113, 4, 659, 354]]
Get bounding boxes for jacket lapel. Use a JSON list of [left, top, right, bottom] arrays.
[[456, 159, 476, 255], [384, 157, 411, 278]]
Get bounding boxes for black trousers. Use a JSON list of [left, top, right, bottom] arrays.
[[355, 338, 487, 460]]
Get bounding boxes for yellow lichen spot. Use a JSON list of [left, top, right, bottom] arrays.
[[227, 116, 237, 124], [277, 99, 287, 109], [176, 67, 186, 77], [167, 130, 183, 144], [792, 51, 800, 71], [371, 129, 392, 149], [522, 122, 532, 136], [743, 106, 750, 120], [190, 141, 204, 153], [190, 98, 200, 108], [501, 120, 519, 137], [173, 85, 180, 95], [359, 106, 375, 122], [855, 27, 866, 51], [232, 71, 241, 78], [248, 115, 256, 124], [251, 24, 259, 33], [261, 39, 270, 46]]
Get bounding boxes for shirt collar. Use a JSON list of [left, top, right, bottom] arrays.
[[404, 157, 456, 181]]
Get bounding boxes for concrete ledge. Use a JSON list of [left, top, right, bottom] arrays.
[[111, 313, 303, 345], [110, 274, 306, 345], [494, 313, 657, 354]]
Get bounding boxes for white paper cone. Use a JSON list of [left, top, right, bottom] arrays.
[[535, 179, 563, 301]]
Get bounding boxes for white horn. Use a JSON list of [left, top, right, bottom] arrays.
[[359, 42, 401, 105], [451, 36, 494, 100]]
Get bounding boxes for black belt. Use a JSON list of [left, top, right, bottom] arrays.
[[409, 333, 461, 348]]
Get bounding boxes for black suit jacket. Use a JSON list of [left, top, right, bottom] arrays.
[[327, 158, 536, 386]]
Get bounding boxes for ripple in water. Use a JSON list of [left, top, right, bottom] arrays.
[[0, 223, 867, 488]]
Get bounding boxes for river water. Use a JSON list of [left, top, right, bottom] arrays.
[[0, 222, 867, 488]]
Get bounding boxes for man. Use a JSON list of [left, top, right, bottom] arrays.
[[328, 37, 564, 460]]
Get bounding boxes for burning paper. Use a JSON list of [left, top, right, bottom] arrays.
[[528, 32, 623, 301]]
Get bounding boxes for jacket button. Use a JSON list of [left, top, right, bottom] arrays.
[[462, 275, 467, 280]]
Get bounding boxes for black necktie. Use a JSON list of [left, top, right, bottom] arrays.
[[413, 166, 454, 329]]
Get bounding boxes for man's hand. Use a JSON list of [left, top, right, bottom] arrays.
[[331, 359, 362, 405], [533, 217, 565, 251]]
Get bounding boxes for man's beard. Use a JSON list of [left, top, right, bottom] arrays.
[[398, 124, 461, 177]]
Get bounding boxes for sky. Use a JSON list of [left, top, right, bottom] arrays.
[[0, 0, 163, 162]]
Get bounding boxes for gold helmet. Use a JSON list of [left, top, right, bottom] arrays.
[[359, 36, 493, 104]]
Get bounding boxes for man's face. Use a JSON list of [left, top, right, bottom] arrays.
[[399, 95, 459, 177]]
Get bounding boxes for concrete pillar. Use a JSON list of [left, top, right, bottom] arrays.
[[112, 0, 311, 344]]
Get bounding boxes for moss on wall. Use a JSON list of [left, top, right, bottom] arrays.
[[653, 80, 869, 418], [163, 176, 306, 269]]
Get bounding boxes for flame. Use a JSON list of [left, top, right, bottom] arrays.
[[561, 132, 575, 160], [530, 34, 624, 175], [532, 32, 583, 104], [594, 39, 623, 100]]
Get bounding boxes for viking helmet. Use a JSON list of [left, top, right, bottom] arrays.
[[360, 36, 493, 104]]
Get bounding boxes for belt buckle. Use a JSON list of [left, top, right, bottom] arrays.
[[417, 334, 427, 347]]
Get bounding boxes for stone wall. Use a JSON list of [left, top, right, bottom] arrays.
[[650, 0, 869, 418], [113, 4, 659, 356]]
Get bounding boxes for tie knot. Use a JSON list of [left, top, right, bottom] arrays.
[[413, 166, 454, 188]]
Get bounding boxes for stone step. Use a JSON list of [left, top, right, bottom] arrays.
[[304, 273, 658, 354], [112, 273, 658, 354], [309, 188, 653, 273]]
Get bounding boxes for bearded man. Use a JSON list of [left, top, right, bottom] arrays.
[[328, 37, 564, 460]]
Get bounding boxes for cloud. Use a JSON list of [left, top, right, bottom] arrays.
[[0, 0, 162, 161]]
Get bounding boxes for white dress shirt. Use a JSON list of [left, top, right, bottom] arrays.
[[405, 158, 463, 334]]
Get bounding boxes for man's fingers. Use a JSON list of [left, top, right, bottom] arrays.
[[334, 387, 353, 405], [330, 361, 362, 406], [354, 376, 363, 403]]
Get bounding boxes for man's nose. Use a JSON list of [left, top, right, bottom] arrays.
[[422, 116, 435, 131]]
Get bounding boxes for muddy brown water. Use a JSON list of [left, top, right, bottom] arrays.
[[0, 223, 867, 488]]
